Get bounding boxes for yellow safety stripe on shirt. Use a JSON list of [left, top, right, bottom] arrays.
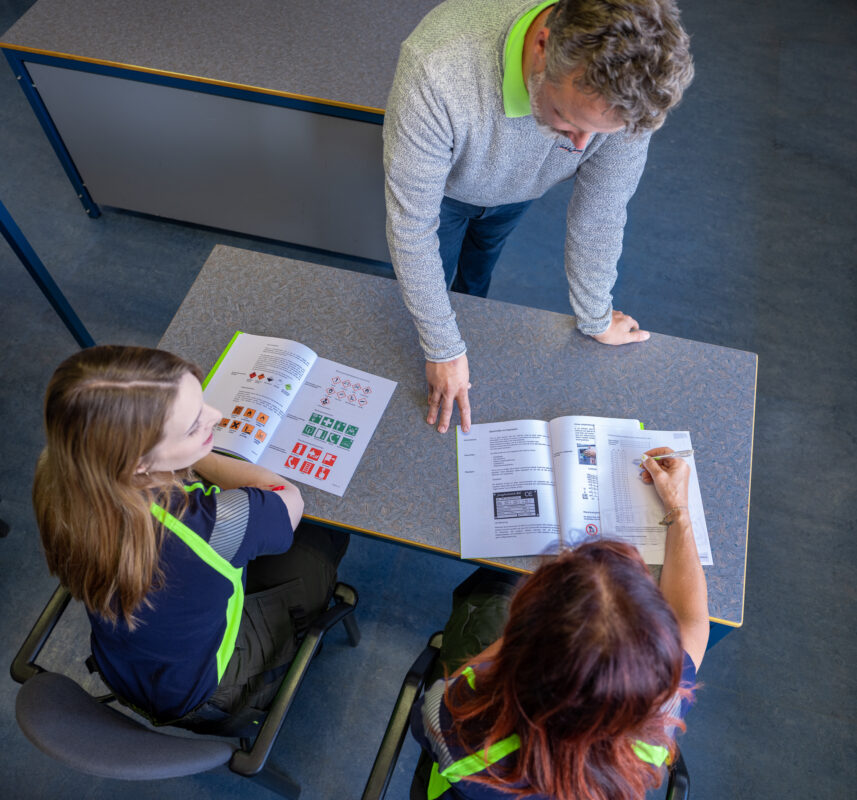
[[427, 762, 451, 800], [427, 735, 667, 800], [150, 498, 243, 683], [427, 734, 522, 800], [632, 739, 669, 767], [183, 481, 220, 496], [442, 734, 523, 782]]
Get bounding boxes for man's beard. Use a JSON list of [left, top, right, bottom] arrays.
[[527, 69, 567, 141]]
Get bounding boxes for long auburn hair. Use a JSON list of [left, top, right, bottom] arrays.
[[33, 346, 203, 629], [445, 541, 687, 799]]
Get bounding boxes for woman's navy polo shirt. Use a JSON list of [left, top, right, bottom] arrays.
[[88, 483, 292, 721]]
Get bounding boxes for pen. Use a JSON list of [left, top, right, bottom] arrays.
[[641, 449, 695, 462]]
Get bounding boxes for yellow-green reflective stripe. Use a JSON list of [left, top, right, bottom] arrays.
[[462, 666, 476, 690], [427, 762, 451, 800], [441, 733, 522, 783], [632, 740, 669, 767], [150, 502, 243, 682], [183, 481, 219, 496], [428, 736, 665, 800]]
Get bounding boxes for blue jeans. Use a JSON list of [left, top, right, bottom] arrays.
[[437, 196, 533, 297]]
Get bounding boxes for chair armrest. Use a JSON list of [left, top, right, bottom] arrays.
[[10, 584, 71, 684], [229, 582, 359, 777], [665, 747, 690, 800], [361, 631, 443, 800]]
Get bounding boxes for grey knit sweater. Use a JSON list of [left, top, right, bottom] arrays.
[[383, 0, 651, 362]]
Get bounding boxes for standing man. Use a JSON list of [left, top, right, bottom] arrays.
[[383, 0, 693, 432]]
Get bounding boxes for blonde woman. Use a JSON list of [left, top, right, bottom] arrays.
[[33, 345, 348, 736]]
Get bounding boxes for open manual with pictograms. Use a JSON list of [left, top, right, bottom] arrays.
[[457, 416, 713, 564], [202, 332, 396, 497]]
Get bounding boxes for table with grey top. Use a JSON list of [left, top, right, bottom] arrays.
[[1, 0, 439, 261], [159, 245, 756, 638]]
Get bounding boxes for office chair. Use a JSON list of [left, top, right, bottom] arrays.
[[361, 632, 690, 800], [12, 581, 360, 798]]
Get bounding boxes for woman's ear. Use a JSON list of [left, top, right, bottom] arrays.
[[135, 458, 150, 475]]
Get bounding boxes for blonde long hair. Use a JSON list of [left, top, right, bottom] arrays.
[[33, 346, 204, 629]]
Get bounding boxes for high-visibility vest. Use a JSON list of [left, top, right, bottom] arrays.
[[149, 483, 244, 683], [426, 666, 670, 800]]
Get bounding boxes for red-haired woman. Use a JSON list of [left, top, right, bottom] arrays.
[[412, 448, 708, 800]]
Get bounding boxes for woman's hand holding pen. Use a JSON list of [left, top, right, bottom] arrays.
[[640, 447, 690, 511], [642, 447, 709, 669]]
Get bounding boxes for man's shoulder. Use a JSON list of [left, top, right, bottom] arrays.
[[402, 0, 535, 65]]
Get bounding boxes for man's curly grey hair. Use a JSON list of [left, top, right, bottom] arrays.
[[544, 0, 694, 134]]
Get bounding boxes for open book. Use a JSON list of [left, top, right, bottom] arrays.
[[202, 332, 396, 497], [457, 416, 712, 564]]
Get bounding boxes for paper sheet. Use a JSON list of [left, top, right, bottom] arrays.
[[549, 415, 643, 547], [257, 358, 396, 497], [204, 332, 396, 497], [457, 421, 561, 558], [594, 428, 713, 565]]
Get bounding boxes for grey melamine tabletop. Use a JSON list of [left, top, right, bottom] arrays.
[[159, 246, 756, 626], [1, 0, 440, 111]]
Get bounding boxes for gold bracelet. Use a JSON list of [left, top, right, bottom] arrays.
[[659, 506, 689, 526]]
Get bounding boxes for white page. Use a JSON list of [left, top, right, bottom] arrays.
[[257, 357, 396, 497], [595, 428, 712, 565], [457, 421, 560, 559], [204, 333, 318, 462], [548, 415, 642, 548]]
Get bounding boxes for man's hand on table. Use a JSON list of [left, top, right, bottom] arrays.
[[426, 354, 471, 434], [591, 309, 650, 345]]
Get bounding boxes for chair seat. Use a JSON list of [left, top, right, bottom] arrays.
[[16, 672, 235, 780], [12, 581, 360, 796]]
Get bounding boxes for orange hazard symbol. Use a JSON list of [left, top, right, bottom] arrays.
[[242, 423, 255, 435], [257, 413, 269, 426], [243, 408, 256, 419], [232, 405, 244, 416]]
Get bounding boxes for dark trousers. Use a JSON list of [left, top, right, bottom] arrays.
[[438, 196, 534, 297], [178, 521, 349, 737]]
